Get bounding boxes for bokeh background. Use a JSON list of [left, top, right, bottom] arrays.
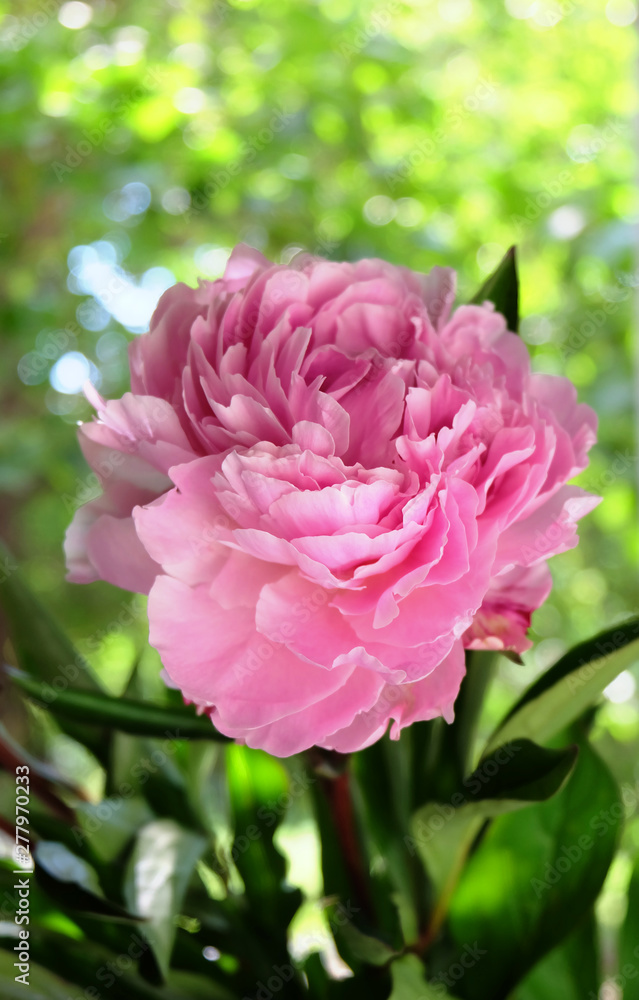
[[0, 0, 638, 995]]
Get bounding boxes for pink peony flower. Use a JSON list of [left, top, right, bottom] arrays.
[[65, 245, 599, 756]]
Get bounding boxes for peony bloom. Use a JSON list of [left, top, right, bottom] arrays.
[[65, 245, 599, 756]]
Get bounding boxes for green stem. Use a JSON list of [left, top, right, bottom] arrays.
[[453, 650, 497, 775]]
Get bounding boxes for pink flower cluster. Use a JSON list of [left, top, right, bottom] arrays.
[[66, 245, 598, 755]]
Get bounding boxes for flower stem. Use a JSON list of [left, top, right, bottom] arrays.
[[309, 748, 375, 924]]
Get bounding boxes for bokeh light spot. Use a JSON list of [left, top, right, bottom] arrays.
[[58, 2, 93, 29]]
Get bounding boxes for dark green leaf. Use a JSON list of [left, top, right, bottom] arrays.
[[469, 246, 519, 332], [467, 739, 578, 804], [501, 617, 639, 724], [301, 951, 330, 1000], [617, 853, 639, 999], [485, 618, 639, 754], [409, 739, 578, 905], [226, 744, 301, 930], [512, 911, 600, 1000], [35, 841, 140, 921], [447, 651, 498, 780], [72, 796, 155, 863], [354, 736, 424, 945], [0, 949, 80, 1000], [417, 652, 497, 806], [0, 542, 106, 755], [0, 721, 80, 825], [446, 741, 621, 1000], [9, 668, 230, 740], [0, 927, 235, 1000], [0, 542, 100, 691]]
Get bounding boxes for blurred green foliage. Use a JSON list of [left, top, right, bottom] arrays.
[[0, 0, 638, 994]]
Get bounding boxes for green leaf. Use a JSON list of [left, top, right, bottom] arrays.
[[9, 668, 230, 740], [389, 954, 459, 999], [0, 542, 106, 755], [410, 803, 483, 908], [446, 741, 620, 1000], [336, 921, 398, 966], [123, 819, 207, 981], [447, 651, 498, 783], [501, 618, 639, 722], [354, 736, 424, 945], [37, 840, 103, 894], [409, 739, 578, 903], [72, 796, 155, 863], [107, 731, 204, 834], [0, 720, 80, 825], [226, 745, 301, 923], [0, 949, 80, 1000], [225, 745, 304, 982], [324, 969, 392, 1000], [511, 911, 599, 1000], [485, 619, 639, 754], [300, 951, 330, 1000], [163, 969, 239, 1000], [467, 739, 579, 804], [469, 246, 519, 332], [35, 841, 140, 921], [409, 653, 497, 815], [617, 854, 639, 999], [0, 542, 100, 691], [0, 927, 234, 1000]]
